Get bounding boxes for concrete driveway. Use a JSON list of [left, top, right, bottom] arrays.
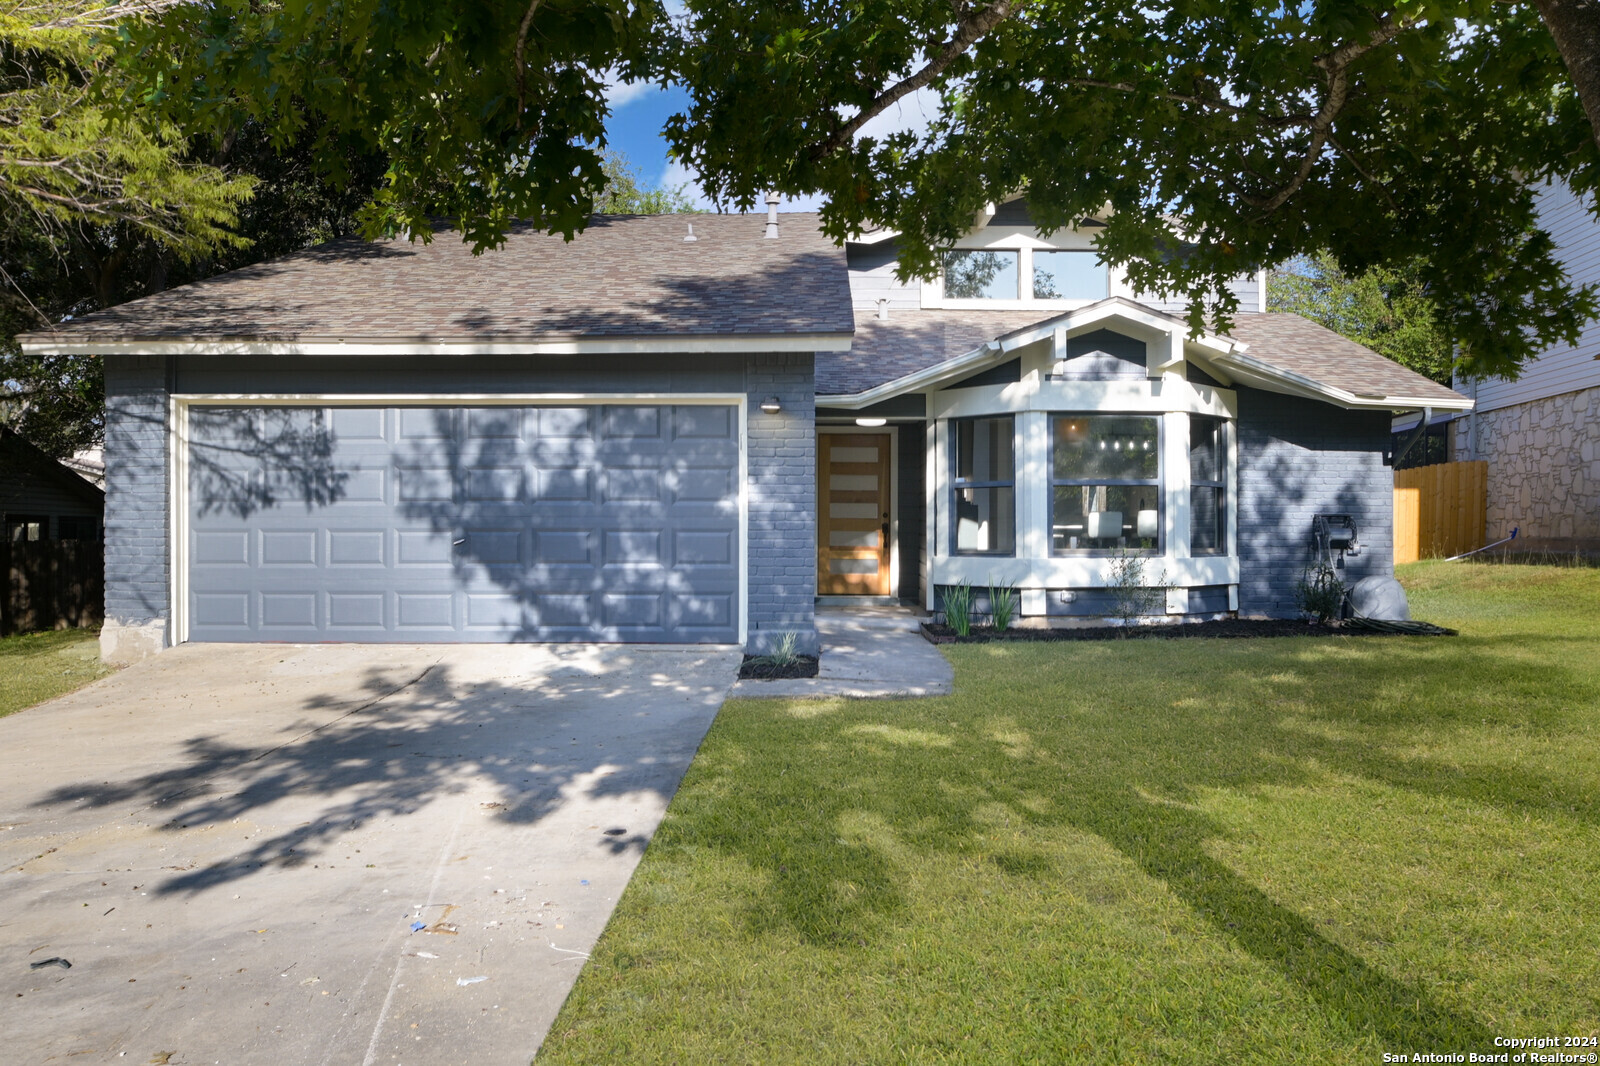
[[0, 642, 741, 1065]]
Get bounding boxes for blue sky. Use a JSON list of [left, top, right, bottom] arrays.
[[603, 78, 938, 211]]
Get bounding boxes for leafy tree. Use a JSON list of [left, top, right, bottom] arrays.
[[113, 0, 658, 253], [1269, 252, 1453, 384], [1, 0, 259, 457], [2, 117, 389, 457], [655, 1, 1600, 381], [593, 151, 698, 214], [110, 1, 1600, 383]]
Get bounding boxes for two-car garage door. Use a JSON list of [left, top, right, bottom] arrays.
[[185, 403, 741, 644]]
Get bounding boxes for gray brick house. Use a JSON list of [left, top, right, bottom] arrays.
[[20, 203, 1468, 664]]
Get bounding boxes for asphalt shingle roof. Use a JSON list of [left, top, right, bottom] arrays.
[[818, 309, 1059, 396], [1222, 313, 1464, 405], [27, 213, 853, 343], [819, 307, 1464, 407]]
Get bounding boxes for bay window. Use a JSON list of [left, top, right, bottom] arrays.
[[1190, 416, 1228, 554], [1050, 415, 1161, 553], [952, 416, 1015, 554]]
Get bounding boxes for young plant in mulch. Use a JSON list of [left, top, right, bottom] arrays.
[[738, 631, 819, 680], [942, 581, 974, 637], [1107, 546, 1169, 633], [1295, 561, 1347, 624], [988, 576, 1017, 634]]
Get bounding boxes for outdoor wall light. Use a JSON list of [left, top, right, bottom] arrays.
[[760, 397, 782, 413], [855, 417, 887, 427]]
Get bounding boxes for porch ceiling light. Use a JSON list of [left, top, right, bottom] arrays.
[[855, 417, 887, 427], [761, 397, 782, 413]]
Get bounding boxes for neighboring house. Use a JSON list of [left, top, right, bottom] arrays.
[[18, 203, 1466, 664], [1449, 181, 1600, 553], [1, 427, 105, 546]]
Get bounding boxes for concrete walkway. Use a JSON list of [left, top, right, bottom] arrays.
[[731, 606, 954, 699], [0, 642, 740, 1066]]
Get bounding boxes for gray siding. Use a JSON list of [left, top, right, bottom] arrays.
[[103, 355, 171, 631], [1235, 388, 1393, 616], [846, 241, 922, 311], [896, 422, 926, 604], [101, 352, 818, 653]]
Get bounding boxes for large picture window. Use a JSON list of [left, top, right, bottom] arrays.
[[952, 417, 1015, 554], [1190, 416, 1227, 554], [1050, 415, 1160, 553]]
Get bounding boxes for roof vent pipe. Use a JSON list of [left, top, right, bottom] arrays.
[[683, 222, 698, 243], [876, 298, 889, 321], [765, 192, 781, 239]]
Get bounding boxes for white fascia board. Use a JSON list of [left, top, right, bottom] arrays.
[[20, 333, 855, 357], [846, 228, 902, 245], [996, 301, 1236, 356], [821, 300, 1241, 409], [1214, 350, 1475, 412]]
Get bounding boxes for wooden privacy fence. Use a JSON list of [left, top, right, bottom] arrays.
[[1, 540, 104, 636], [1394, 461, 1487, 563]]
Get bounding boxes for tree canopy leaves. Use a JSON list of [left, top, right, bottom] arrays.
[[62, 0, 1600, 384], [1269, 252, 1453, 385], [657, 0, 1600, 380]]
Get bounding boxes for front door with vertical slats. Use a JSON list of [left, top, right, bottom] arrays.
[[818, 432, 891, 595]]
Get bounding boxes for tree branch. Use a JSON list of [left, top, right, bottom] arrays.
[[1242, 15, 1412, 217], [812, 0, 1018, 159], [513, 0, 543, 127]]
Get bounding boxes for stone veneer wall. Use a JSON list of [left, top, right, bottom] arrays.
[[1454, 385, 1600, 551]]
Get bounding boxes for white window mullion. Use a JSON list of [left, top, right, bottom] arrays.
[[1164, 411, 1191, 561], [1018, 411, 1049, 560]]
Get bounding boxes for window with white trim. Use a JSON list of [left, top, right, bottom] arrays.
[[952, 416, 1015, 555], [1050, 415, 1160, 554], [939, 247, 1109, 303], [1189, 416, 1228, 555]]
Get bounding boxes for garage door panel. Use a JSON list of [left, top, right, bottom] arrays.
[[329, 530, 386, 566], [602, 406, 662, 439], [189, 403, 740, 644]]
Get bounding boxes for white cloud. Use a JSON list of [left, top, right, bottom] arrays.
[[657, 159, 826, 212], [851, 85, 941, 143], [602, 68, 657, 110]]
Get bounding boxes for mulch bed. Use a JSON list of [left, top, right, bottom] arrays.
[[921, 617, 1456, 644], [738, 655, 821, 680]]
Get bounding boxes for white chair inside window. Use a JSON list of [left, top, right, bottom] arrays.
[[1086, 511, 1122, 540]]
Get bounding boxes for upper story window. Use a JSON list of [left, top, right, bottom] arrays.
[[937, 246, 1109, 305], [952, 416, 1015, 555], [1032, 251, 1108, 300]]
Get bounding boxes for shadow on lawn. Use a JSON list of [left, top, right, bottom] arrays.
[[686, 632, 1600, 1050]]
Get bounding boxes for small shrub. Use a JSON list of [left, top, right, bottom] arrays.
[[988, 577, 1017, 633], [1107, 547, 1168, 631], [750, 631, 802, 668], [943, 582, 974, 637], [1295, 562, 1346, 623]]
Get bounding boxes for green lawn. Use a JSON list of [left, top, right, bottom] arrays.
[[540, 562, 1600, 1064], [0, 628, 111, 718]]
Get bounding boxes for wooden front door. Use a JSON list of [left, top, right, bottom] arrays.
[[818, 432, 891, 595]]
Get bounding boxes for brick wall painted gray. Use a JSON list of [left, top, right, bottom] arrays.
[[102, 352, 817, 654], [103, 355, 171, 633], [1236, 388, 1394, 616], [746, 353, 819, 655]]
